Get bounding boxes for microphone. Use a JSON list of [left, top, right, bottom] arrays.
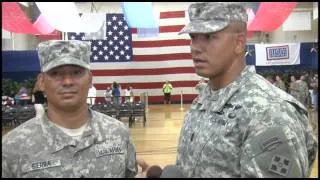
[[160, 165, 184, 178], [146, 165, 163, 178]]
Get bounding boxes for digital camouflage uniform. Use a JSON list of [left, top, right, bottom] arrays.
[[2, 40, 137, 178], [2, 110, 137, 178], [176, 66, 318, 177], [274, 80, 286, 92], [295, 80, 309, 106], [177, 2, 318, 178]]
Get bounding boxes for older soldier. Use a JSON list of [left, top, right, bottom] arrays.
[[176, 2, 318, 178], [2, 40, 137, 178]]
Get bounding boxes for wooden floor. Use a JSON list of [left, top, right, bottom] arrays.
[[129, 104, 318, 178], [2, 104, 318, 178]]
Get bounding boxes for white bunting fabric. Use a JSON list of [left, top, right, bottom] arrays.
[[35, 2, 104, 33]]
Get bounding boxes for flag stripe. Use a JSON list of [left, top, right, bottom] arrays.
[[133, 45, 189, 55], [132, 32, 189, 41], [133, 53, 192, 62], [93, 73, 200, 84], [94, 80, 198, 90], [96, 87, 199, 97], [160, 11, 186, 19], [132, 39, 190, 47], [92, 67, 195, 76], [131, 25, 184, 34], [90, 60, 193, 70]]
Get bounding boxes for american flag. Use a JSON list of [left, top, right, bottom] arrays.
[[68, 11, 202, 104]]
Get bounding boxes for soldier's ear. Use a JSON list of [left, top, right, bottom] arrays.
[[89, 71, 93, 87], [235, 32, 246, 55], [38, 73, 45, 91]]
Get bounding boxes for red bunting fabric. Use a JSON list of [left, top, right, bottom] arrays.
[[2, 2, 40, 34], [248, 2, 297, 32], [2, 2, 57, 35]]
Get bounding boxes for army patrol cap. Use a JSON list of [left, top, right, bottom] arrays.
[[179, 2, 248, 34], [37, 40, 91, 72]]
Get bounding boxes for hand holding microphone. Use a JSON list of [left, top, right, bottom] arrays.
[[135, 157, 150, 178], [145, 164, 185, 178]]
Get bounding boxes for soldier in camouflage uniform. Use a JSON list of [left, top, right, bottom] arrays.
[[2, 40, 138, 178], [176, 2, 318, 178], [289, 75, 299, 100], [295, 75, 310, 107], [274, 75, 286, 92]]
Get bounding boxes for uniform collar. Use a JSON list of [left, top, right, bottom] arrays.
[[196, 66, 255, 112], [39, 109, 103, 154]]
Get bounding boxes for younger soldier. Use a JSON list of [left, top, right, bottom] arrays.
[[175, 2, 318, 178]]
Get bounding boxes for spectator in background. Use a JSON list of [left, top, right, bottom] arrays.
[[296, 75, 309, 107], [265, 75, 274, 84], [87, 85, 97, 105], [310, 74, 318, 111], [130, 86, 134, 103], [163, 80, 173, 104], [124, 85, 131, 103], [289, 75, 299, 100], [104, 86, 113, 103], [32, 74, 46, 119], [274, 75, 286, 92], [112, 81, 121, 104]]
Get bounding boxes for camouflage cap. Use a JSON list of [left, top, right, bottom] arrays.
[[179, 2, 248, 35], [37, 40, 91, 72]]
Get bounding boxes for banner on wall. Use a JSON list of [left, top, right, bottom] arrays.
[[255, 43, 300, 66]]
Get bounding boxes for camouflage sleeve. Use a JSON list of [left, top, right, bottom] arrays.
[[240, 107, 318, 178], [2, 154, 13, 178], [2, 142, 15, 178], [125, 136, 138, 178]]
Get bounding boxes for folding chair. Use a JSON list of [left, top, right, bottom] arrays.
[[102, 102, 119, 119], [117, 102, 134, 127], [131, 101, 146, 127], [2, 107, 16, 129], [15, 105, 36, 125]]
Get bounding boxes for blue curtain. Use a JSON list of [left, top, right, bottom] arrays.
[[2, 50, 41, 82]]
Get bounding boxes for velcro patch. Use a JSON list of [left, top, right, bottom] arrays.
[[268, 154, 292, 177]]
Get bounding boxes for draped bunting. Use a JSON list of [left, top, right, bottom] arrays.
[[246, 8, 255, 38], [248, 2, 297, 32], [33, 14, 55, 34], [2, 2, 57, 35], [121, 2, 159, 28], [2, 2, 40, 34], [35, 2, 105, 32]]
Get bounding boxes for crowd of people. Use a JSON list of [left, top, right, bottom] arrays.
[[263, 71, 318, 110], [103, 81, 134, 104]]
